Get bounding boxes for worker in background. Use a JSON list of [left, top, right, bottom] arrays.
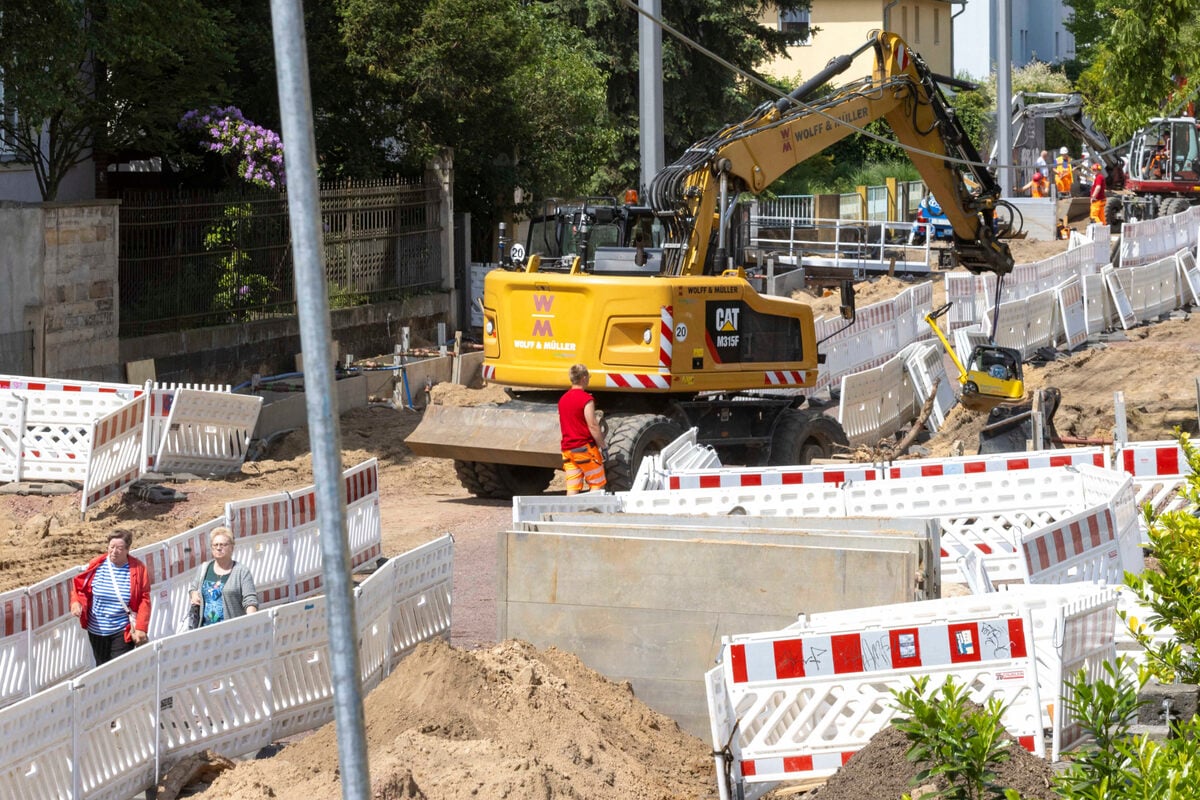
[[1079, 147, 1092, 190], [1021, 171, 1049, 198], [1089, 162, 1107, 224], [1054, 146, 1074, 196], [558, 363, 607, 495], [1036, 150, 1050, 180]]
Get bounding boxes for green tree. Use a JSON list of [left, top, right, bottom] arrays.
[[337, 0, 615, 233], [1068, 0, 1200, 141], [0, 0, 230, 199], [547, 0, 813, 195]]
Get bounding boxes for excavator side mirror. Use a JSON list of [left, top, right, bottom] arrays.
[[839, 280, 856, 322]]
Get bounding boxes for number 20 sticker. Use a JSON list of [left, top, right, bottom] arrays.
[[674, 323, 688, 340]]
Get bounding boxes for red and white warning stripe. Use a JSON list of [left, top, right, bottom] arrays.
[[604, 372, 671, 390], [728, 617, 1029, 683], [228, 495, 291, 538], [1022, 508, 1116, 575], [895, 42, 910, 71], [888, 449, 1106, 479], [1, 591, 25, 637], [668, 465, 879, 490], [763, 370, 805, 386], [658, 306, 673, 372], [345, 460, 379, 505], [481, 364, 496, 381], [25, 576, 74, 631], [1119, 442, 1187, 477]]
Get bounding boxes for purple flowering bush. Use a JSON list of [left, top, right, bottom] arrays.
[[180, 106, 286, 190]]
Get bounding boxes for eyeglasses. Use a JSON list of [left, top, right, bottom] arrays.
[[212, 542, 232, 548]]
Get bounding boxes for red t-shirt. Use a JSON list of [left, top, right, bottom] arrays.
[[558, 387, 595, 450], [1091, 172, 1106, 203]]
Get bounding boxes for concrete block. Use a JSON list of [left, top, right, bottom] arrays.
[[126, 358, 156, 385], [1138, 679, 1200, 726], [498, 525, 930, 738], [252, 373, 368, 440], [1127, 723, 1171, 743]]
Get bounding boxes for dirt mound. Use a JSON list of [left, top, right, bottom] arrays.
[[428, 382, 511, 406], [197, 638, 719, 800], [808, 724, 1058, 800]]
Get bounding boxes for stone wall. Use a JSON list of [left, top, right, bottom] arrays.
[[0, 201, 121, 381], [119, 293, 452, 385]]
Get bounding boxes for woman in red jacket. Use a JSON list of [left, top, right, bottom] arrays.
[[70, 529, 152, 666]]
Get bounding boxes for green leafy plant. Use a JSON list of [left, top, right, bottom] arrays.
[[1055, 658, 1200, 799], [328, 282, 369, 310], [1120, 432, 1200, 684], [892, 676, 1021, 800], [204, 202, 276, 319]]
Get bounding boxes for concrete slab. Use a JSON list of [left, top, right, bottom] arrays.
[[252, 373, 367, 439], [498, 525, 931, 739]]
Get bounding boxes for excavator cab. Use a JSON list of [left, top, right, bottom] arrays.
[[925, 303, 1025, 413]]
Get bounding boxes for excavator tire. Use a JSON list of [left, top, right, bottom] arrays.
[[1104, 197, 1124, 227], [603, 414, 686, 492], [452, 460, 555, 500], [1159, 197, 1191, 218], [768, 409, 850, 465]]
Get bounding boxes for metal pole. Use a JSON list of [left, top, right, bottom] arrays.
[[267, 1, 370, 798], [996, 0, 1013, 199], [638, 0, 664, 195]]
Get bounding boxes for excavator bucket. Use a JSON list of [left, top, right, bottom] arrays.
[[404, 400, 563, 469]]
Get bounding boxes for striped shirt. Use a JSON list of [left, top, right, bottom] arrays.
[[88, 559, 132, 636]]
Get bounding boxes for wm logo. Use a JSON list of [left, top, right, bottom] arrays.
[[532, 319, 554, 337], [533, 294, 555, 312], [781, 128, 792, 153]]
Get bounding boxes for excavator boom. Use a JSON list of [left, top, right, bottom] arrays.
[[649, 30, 1012, 277]]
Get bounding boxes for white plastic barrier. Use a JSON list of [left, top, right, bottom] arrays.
[[1120, 205, 1200, 267], [1055, 274, 1088, 350], [619, 464, 1141, 587], [1180, 248, 1200, 304], [1082, 272, 1115, 334], [142, 383, 231, 471], [1117, 440, 1192, 521], [0, 393, 25, 482], [901, 341, 955, 431], [0, 461, 383, 713], [984, 287, 1059, 359], [709, 608, 1042, 796], [1101, 265, 1138, 329], [816, 283, 932, 393], [0, 534, 452, 800], [80, 394, 148, 513], [837, 352, 916, 446], [152, 388, 261, 475], [0, 387, 137, 481], [1021, 505, 1123, 585]]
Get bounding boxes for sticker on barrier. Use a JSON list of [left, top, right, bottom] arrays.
[[718, 612, 1043, 787]]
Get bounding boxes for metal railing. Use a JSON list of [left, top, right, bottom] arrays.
[[751, 217, 932, 277], [118, 177, 442, 336]]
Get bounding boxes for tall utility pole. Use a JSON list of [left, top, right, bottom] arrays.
[[996, 0, 1013, 198], [638, 0, 664, 196]]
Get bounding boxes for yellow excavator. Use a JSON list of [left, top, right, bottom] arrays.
[[406, 31, 1016, 497]]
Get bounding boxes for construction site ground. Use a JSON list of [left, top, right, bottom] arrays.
[[2, 234, 1197, 799]]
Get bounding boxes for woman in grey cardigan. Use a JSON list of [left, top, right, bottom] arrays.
[[189, 526, 259, 626]]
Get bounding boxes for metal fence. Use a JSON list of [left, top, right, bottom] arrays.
[[119, 177, 442, 336], [0, 329, 32, 375]]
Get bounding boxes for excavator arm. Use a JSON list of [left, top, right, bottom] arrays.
[[649, 31, 1013, 277]]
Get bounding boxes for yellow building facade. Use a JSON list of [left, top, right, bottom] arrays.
[[759, 0, 958, 83]]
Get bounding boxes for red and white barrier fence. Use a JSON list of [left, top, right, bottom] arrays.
[[0, 460, 382, 713]]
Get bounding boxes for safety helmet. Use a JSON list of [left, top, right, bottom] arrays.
[[1033, 172, 1045, 181], [1091, 162, 1102, 171], [1059, 146, 1069, 154]]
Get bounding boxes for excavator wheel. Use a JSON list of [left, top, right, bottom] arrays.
[[1104, 197, 1123, 227], [603, 414, 686, 492], [1159, 197, 1192, 218], [452, 460, 555, 500], [768, 409, 850, 466]]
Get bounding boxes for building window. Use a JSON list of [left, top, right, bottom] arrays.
[[934, 9, 941, 44], [914, 6, 921, 42], [779, 10, 811, 44], [901, 7, 908, 40]]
